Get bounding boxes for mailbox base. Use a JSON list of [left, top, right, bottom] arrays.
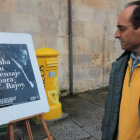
[[43, 102, 62, 120]]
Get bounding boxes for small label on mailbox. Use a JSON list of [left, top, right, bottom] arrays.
[[49, 72, 55, 77]]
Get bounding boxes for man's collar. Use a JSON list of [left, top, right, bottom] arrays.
[[130, 52, 140, 60]]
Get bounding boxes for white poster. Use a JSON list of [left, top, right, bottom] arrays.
[[0, 33, 49, 125]]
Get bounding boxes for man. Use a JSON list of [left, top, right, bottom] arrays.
[[102, 1, 140, 140], [12, 48, 34, 88]]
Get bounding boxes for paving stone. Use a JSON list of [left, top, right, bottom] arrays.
[[78, 93, 106, 107], [69, 109, 100, 127], [82, 137, 96, 140], [95, 92, 107, 97], [92, 111, 104, 123], [62, 95, 83, 103], [0, 131, 20, 140], [48, 118, 90, 140], [83, 123, 102, 140], [71, 100, 104, 114], [60, 99, 78, 112]]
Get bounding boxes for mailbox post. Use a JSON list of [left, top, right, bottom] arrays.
[[36, 48, 62, 120]]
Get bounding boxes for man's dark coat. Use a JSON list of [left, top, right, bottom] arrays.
[[102, 51, 131, 140]]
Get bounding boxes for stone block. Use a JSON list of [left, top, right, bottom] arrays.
[[38, 1, 60, 19], [109, 26, 117, 37], [46, 35, 57, 50], [60, 5, 68, 19], [73, 81, 83, 92], [32, 35, 47, 50], [56, 37, 69, 55], [73, 21, 85, 37], [94, 11, 107, 25], [77, 54, 91, 67], [92, 38, 104, 53], [85, 23, 103, 39], [63, 37, 69, 54], [92, 24, 103, 39], [58, 68, 69, 89], [103, 53, 116, 64], [57, 37, 64, 53], [61, 0, 68, 5], [73, 37, 92, 54], [82, 80, 94, 91], [72, 0, 83, 6], [116, 39, 124, 58], [93, 77, 103, 89], [0, 11, 10, 32], [84, 0, 104, 10], [40, 18, 59, 35], [73, 67, 80, 81], [61, 19, 68, 36], [84, 22, 94, 39], [15, 0, 39, 15], [62, 54, 69, 68], [103, 38, 116, 53], [0, 0, 15, 12], [46, 0, 61, 4], [11, 13, 40, 35], [73, 54, 77, 67], [103, 64, 111, 77], [103, 26, 116, 53], [0, 0, 14, 3], [107, 13, 117, 26], [103, 76, 109, 87], [73, 67, 89, 81], [77, 7, 94, 22], [72, 0, 104, 10], [103, 0, 117, 13], [58, 55, 63, 69], [87, 66, 101, 78], [72, 6, 78, 21], [92, 53, 102, 65], [118, 0, 133, 11]]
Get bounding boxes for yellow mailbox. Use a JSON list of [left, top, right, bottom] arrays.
[[36, 48, 62, 120]]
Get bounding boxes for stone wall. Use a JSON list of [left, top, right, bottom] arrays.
[[71, 0, 118, 92], [0, 0, 134, 95]]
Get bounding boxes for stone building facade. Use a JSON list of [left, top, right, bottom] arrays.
[[0, 0, 134, 95]]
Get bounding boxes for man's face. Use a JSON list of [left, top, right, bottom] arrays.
[[16, 49, 28, 66], [114, 5, 140, 52]]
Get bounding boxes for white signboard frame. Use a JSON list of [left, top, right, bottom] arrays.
[[0, 33, 49, 125]]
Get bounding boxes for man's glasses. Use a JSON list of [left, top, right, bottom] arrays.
[[117, 25, 133, 33]]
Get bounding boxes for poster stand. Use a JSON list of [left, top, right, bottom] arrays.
[[6, 113, 53, 140]]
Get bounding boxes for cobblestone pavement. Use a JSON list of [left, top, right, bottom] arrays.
[[0, 90, 107, 140]]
